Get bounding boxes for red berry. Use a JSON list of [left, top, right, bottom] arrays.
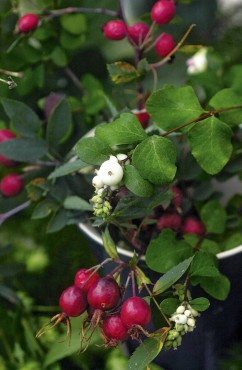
[[59, 285, 87, 317], [182, 217, 205, 235], [102, 314, 128, 341], [87, 276, 120, 310], [151, 1, 176, 25], [0, 174, 24, 197], [154, 33, 175, 58], [156, 213, 182, 232], [127, 22, 149, 46], [0, 129, 16, 167], [120, 297, 151, 328], [171, 186, 183, 207], [74, 268, 100, 293], [132, 108, 150, 129], [103, 20, 127, 41], [17, 13, 39, 33]]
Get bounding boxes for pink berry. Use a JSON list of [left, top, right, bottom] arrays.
[[59, 285, 87, 317], [132, 108, 150, 129], [151, 0, 175, 25], [74, 268, 100, 293], [103, 20, 127, 41], [0, 129, 16, 167], [87, 276, 120, 310], [102, 314, 128, 341], [0, 174, 24, 197], [156, 213, 182, 232], [182, 217, 205, 235], [171, 186, 183, 207], [16, 13, 39, 33], [154, 33, 175, 58], [120, 297, 151, 328], [127, 22, 149, 46]]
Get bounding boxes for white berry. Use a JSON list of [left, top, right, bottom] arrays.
[[176, 306, 185, 314], [98, 160, 123, 186], [173, 314, 187, 325], [92, 175, 104, 189], [187, 317, 196, 327], [109, 155, 118, 162], [184, 309, 191, 317], [116, 153, 129, 163]]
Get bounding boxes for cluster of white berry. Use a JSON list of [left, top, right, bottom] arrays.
[[165, 303, 200, 350], [90, 154, 128, 218]]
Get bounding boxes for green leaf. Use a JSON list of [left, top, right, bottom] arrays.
[[123, 165, 154, 197], [107, 62, 141, 84], [200, 200, 227, 234], [63, 196, 92, 211], [75, 136, 111, 165], [188, 116, 233, 174], [101, 227, 119, 259], [31, 199, 57, 219], [209, 88, 242, 126], [132, 135, 177, 185], [50, 46, 68, 67], [48, 159, 89, 179], [199, 273, 230, 300], [95, 113, 147, 146], [47, 209, 69, 233], [1, 98, 41, 137], [127, 337, 164, 370], [46, 98, 73, 151], [189, 251, 220, 278], [146, 229, 193, 273], [221, 232, 242, 251], [60, 13, 86, 35], [146, 85, 204, 132], [153, 257, 194, 294], [0, 138, 47, 162], [189, 297, 210, 311], [160, 298, 180, 315]]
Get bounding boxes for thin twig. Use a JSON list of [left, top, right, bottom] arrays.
[[0, 201, 31, 225], [46, 7, 118, 18]]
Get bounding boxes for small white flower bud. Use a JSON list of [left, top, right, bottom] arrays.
[[116, 153, 130, 164], [97, 188, 104, 196], [173, 314, 187, 325], [187, 317, 196, 327], [109, 155, 118, 162], [92, 175, 104, 189], [98, 160, 124, 186], [190, 308, 200, 317], [176, 305, 185, 314]]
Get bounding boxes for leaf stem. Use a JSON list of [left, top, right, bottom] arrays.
[[46, 7, 118, 18]]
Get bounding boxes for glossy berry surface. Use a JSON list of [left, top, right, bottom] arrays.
[[182, 217, 205, 235], [132, 108, 150, 129], [17, 13, 39, 33], [103, 20, 127, 40], [120, 297, 151, 328], [74, 268, 100, 293], [59, 285, 87, 317], [0, 174, 24, 197], [157, 213, 182, 232], [102, 314, 128, 340], [87, 276, 120, 310], [0, 129, 16, 166], [154, 33, 175, 57], [127, 22, 149, 45], [151, 0, 175, 25]]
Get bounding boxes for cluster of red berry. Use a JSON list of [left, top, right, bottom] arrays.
[[103, 0, 176, 58], [0, 129, 24, 198], [40, 267, 152, 348]]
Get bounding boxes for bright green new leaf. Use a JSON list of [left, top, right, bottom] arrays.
[[146, 229, 193, 273], [209, 88, 242, 126], [132, 135, 177, 185], [127, 337, 165, 370], [146, 85, 204, 132], [188, 116, 233, 174], [101, 227, 119, 259], [75, 136, 111, 165], [1, 98, 41, 137], [153, 257, 194, 294], [200, 200, 227, 234], [95, 113, 147, 146], [123, 165, 154, 197], [46, 98, 73, 151]]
